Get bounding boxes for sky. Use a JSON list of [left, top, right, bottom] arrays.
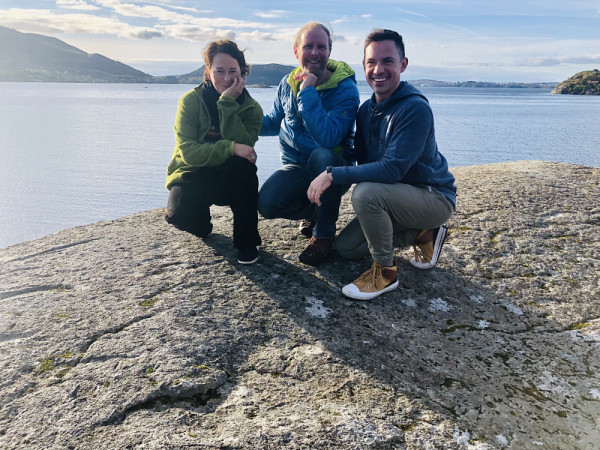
[[0, 0, 599, 82]]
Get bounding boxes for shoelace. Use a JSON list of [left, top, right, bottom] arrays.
[[413, 244, 432, 263], [357, 264, 383, 290]]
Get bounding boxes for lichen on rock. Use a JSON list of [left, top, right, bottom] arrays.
[[0, 161, 599, 448]]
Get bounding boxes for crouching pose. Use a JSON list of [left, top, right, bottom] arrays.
[[165, 40, 263, 264], [258, 22, 359, 266], [307, 29, 456, 300]]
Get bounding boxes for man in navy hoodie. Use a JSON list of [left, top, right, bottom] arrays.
[[307, 29, 456, 300]]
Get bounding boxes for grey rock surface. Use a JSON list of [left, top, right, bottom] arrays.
[[1, 161, 599, 449]]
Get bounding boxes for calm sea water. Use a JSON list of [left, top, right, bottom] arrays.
[[0, 82, 598, 248]]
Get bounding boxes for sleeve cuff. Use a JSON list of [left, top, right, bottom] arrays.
[[331, 166, 352, 185]]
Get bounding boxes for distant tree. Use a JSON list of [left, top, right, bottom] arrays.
[[552, 69, 600, 95]]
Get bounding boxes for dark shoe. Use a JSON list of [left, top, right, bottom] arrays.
[[298, 237, 333, 266], [342, 261, 398, 300], [238, 246, 259, 265], [192, 222, 213, 239], [298, 219, 316, 238], [410, 225, 448, 269]]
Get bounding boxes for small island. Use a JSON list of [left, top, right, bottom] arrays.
[[551, 69, 600, 95]]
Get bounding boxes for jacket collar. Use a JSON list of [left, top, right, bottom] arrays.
[[287, 59, 356, 96]]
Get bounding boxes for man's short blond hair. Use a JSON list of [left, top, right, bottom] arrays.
[[294, 22, 332, 51]]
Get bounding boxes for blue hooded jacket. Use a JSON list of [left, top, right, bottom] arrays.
[[260, 60, 360, 165], [332, 81, 456, 207]]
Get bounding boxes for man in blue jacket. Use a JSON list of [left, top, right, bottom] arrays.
[[258, 22, 360, 266], [308, 29, 456, 300]]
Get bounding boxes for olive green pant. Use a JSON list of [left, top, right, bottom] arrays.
[[335, 182, 454, 265]]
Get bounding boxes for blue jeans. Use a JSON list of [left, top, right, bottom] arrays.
[[258, 148, 350, 239]]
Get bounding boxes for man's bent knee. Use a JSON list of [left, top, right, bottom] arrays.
[[308, 147, 339, 171], [257, 193, 278, 219], [350, 182, 379, 213]]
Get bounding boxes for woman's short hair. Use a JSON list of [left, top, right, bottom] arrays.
[[203, 40, 250, 83]]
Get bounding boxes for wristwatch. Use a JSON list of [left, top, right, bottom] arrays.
[[326, 166, 332, 174]]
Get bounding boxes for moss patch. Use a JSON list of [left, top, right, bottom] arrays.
[[140, 297, 158, 308], [569, 322, 590, 330]]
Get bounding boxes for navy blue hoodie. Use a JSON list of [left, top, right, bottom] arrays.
[[332, 81, 456, 207]]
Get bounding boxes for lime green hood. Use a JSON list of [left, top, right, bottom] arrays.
[[287, 59, 355, 97]]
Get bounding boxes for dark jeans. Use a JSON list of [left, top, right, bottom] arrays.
[[165, 156, 261, 249], [257, 147, 350, 239]]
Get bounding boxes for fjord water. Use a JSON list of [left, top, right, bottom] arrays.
[[0, 82, 598, 248]]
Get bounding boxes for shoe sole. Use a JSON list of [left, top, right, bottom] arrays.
[[238, 247, 259, 264], [410, 225, 447, 270], [298, 254, 327, 266], [299, 222, 315, 238], [342, 279, 399, 300], [238, 256, 258, 264]]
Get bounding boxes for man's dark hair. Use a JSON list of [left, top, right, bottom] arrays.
[[364, 29, 405, 59]]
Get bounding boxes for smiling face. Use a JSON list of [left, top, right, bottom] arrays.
[[207, 52, 241, 94], [363, 39, 408, 103], [293, 27, 331, 78]]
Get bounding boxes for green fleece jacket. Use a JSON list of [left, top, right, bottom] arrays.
[[165, 82, 263, 190]]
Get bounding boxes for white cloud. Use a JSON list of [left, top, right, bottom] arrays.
[[57, 0, 101, 11], [331, 34, 361, 45], [132, 0, 208, 13], [331, 16, 350, 24], [237, 30, 277, 41], [0, 5, 281, 44], [128, 28, 164, 39], [394, 8, 431, 19], [187, 16, 272, 29], [522, 53, 600, 66], [159, 17, 279, 42], [94, 0, 193, 22], [0, 8, 161, 40], [163, 25, 235, 41], [253, 10, 286, 19]]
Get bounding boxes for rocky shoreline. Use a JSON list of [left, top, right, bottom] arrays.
[[1, 161, 599, 449]]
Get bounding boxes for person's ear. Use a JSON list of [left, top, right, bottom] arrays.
[[400, 57, 408, 73]]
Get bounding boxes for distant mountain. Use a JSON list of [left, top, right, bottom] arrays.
[[0, 26, 566, 89], [407, 79, 558, 89], [551, 70, 600, 95], [0, 26, 155, 83], [0, 26, 295, 85], [171, 63, 296, 86]]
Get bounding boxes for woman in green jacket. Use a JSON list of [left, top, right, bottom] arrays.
[[165, 40, 263, 264]]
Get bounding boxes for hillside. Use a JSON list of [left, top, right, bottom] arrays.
[[171, 63, 296, 86], [1, 26, 580, 89], [408, 79, 557, 89], [551, 69, 600, 95], [0, 26, 155, 83], [0, 26, 295, 85]]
